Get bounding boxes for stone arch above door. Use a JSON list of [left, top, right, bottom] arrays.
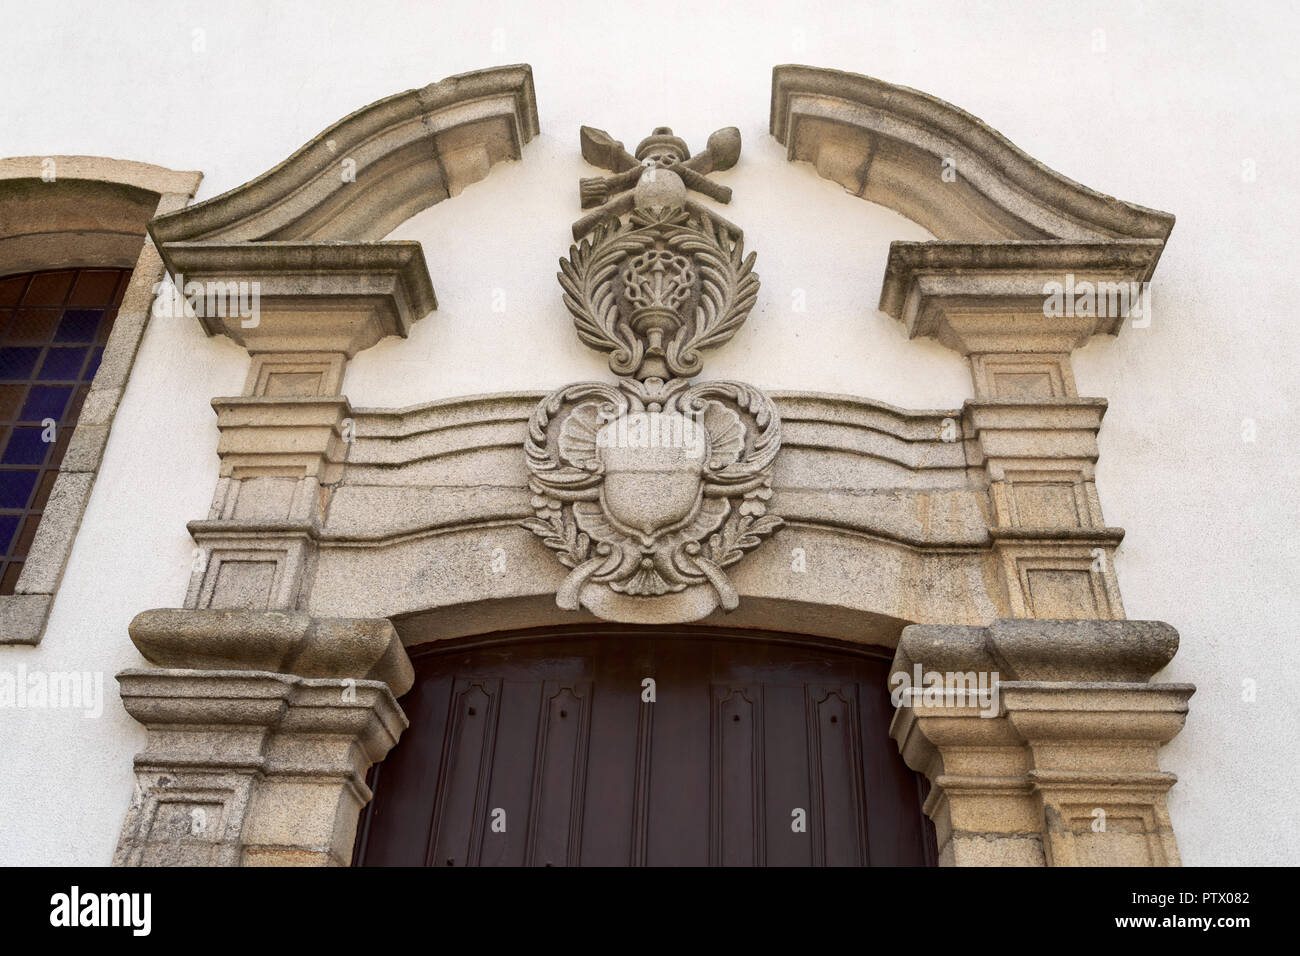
[[112, 63, 1193, 868]]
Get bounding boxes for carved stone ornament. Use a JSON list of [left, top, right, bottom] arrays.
[[524, 125, 782, 622]]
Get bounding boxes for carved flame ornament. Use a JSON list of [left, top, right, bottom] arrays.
[[524, 125, 783, 622]]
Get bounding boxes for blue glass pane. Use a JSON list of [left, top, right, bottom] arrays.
[[2, 427, 50, 465], [84, 346, 105, 379], [37, 347, 87, 381], [0, 470, 37, 509], [0, 514, 18, 554], [20, 386, 72, 423], [0, 348, 41, 381], [55, 309, 103, 343]]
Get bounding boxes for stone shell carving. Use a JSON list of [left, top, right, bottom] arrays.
[[523, 376, 781, 622]]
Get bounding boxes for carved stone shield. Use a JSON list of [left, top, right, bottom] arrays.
[[523, 378, 781, 621]]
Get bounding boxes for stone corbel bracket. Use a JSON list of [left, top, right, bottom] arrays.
[[889, 619, 1194, 866]]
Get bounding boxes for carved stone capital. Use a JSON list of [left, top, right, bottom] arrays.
[[888, 619, 1193, 866], [114, 668, 407, 866], [128, 608, 414, 697]]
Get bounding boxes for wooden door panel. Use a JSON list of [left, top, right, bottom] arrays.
[[710, 683, 764, 866], [806, 685, 869, 866], [355, 627, 935, 867], [426, 679, 501, 867], [523, 681, 592, 867]]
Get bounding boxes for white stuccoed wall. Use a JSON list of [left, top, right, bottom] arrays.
[[0, 0, 1296, 866]]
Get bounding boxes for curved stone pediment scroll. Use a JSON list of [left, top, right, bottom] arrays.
[[770, 64, 1174, 243], [147, 66, 538, 364], [150, 64, 539, 245]]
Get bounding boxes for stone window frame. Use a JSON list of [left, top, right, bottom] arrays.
[[0, 156, 202, 644]]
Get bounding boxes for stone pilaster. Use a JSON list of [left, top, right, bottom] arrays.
[[892, 697, 1043, 866], [1004, 682, 1190, 866], [880, 240, 1161, 619], [157, 240, 436, 612], [114, 669, 405, 866]]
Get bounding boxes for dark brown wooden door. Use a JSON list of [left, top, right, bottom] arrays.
[[354, 626, 935, 866]]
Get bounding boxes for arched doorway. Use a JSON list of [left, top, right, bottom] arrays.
[[353, 626, 936, 866]]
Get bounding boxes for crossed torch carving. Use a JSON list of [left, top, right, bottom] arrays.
[[572, 125, 743, 240]]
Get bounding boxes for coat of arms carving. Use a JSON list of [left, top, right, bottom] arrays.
[[523, 126, 783, 622]]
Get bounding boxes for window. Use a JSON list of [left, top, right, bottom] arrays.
[[0, 268, 131, 593]]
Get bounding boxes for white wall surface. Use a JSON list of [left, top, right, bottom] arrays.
[[0, 0, 1296, 866]]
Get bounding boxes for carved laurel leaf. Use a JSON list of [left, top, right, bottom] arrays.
[[704, 510, 784, 569], [558, 219, 653, 376], [666, 216, 759, 377], [521, 509, 590, 569]]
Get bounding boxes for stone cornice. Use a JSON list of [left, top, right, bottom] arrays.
[[879, 239, 1164, 354], [770, 65, 1175, 243], [879, 239, 1165, 316], [149, 65, 539, 244], [0, 154, 202, 197], [161, 240, 436, 355]]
